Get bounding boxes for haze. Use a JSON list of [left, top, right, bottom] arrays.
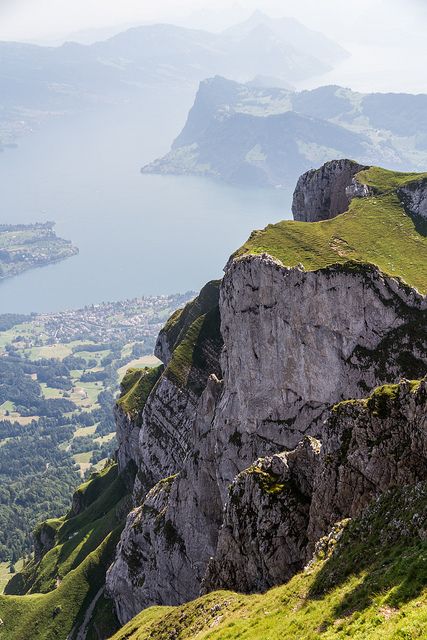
[[0, 0, 425, 93]]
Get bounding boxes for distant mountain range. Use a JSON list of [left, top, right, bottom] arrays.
[[0, 11, 347, 149], [142, 76, 427, 188]]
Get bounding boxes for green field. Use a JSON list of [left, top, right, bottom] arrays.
[[237, 167, 427, 294]]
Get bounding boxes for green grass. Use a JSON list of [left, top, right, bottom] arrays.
[[117, 365, 163, 423], [73, 425, 97, 438], [25, 344, 73, 361], [40, 383, 64, 400], [358, 166, 427, 192], [0, 560, 23, 594], [111, 482, 427, 640], [73, 451, 92, 465], [0, 530, 121, 640], [0, 464, 128, 639], [165, 305, 221, 394], [159, 280, 220, 356], [236, 168, 427, 294]]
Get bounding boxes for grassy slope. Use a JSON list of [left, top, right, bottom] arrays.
[[112, 482, 427, 640], [117, 365, 163, 421], [0, 531, 121, 640], [236, 167, 427, 294], [0, 464, 127, 639]]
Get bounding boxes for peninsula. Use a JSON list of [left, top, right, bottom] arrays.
[[0, 222, 78, 280]]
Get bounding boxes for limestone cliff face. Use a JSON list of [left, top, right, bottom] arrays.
[[114, 405, 140, 479], [292, 159, 369, 222], [107, 376, 224, 622], [107, 161, 427, 624], [203, 378, 427, 594], [308, 379, 427, 546], [398, 177, 427, 221], [113, 283, 222, 505], [203, 437, 320, 594]]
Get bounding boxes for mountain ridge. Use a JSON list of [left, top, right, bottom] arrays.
[[142, 77, 427, 188], [1, 160, 426, 639]]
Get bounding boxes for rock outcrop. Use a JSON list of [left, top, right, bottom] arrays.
[[106, 161, 427, 624], [292, 159, 369, 222], [112, 283, 223, 505], [398, 177, 427, 221], [33, 521, 57, 563], [308, 378, 427, 546], [202, 377, 427, 594], [203, 437, 320, 594]]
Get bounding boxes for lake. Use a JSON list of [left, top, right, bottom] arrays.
[[0, 89, 292, 313]]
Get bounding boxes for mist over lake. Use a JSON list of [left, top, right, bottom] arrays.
[[0, 89, 291, 314]]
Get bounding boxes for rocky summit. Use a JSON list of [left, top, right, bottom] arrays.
[[1, 160, 427, 640]]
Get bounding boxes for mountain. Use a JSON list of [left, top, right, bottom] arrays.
[[223, 10, 349, 68], [0, 15, 347, 149], [142, 76, 427, 187], [1, 160, 426, 639]]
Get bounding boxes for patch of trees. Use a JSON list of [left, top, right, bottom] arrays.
[[0, 314, 32, 331], [0, 417, 79, 562]]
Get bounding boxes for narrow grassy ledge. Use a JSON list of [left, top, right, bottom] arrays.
[[165, 305, 221, 395], [235, 168, 427, 295], [332, 379, 423, 416], [71, 460, 117, 512], [246, 466, 286, 496], [117, 365, 163, 422], [366, 380, 422, 418], [159, 280, 221, 356]]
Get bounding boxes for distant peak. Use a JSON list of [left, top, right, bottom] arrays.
[[250, 9, 270, 20]]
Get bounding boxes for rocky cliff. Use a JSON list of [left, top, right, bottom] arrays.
[[105, 161, 427, 625], [3, 161, 426, 640]]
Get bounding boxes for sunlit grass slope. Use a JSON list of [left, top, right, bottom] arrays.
[[111, 482, 427, 640], [0, 463, 127, 640], [235, 167, 427, 294]]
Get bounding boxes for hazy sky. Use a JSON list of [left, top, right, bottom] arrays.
[[0, 0, 425, 92], [0, 0, 425, 43]]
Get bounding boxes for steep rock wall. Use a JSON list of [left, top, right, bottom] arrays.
[[203, 437, 320, 594], [202, 378, 427, 595], [398, 178, 427, 221], [292, 159, 369, 221], [308, 378, 427, 545], [108, 252, 426, 622], [107, 160, 427, 622]]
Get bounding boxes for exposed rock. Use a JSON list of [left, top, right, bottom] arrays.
[[133, 305, 223, 505], [109, 250, 426, 620], [106, 476, 180, 625], [130, 375, 197, 504], [107, 162, 427, 622], [398, 177, 427, 220], [114, 366, 163, 484], [203, 437, 320, 594], [215, 254, 426, 488], [107, 376, 223, 623], [308, 378, 427, 547], [33, 521, 57, 563], [114, 405, 140, 481], [345, 177, 375, 200], [292, 159, 369, 221]]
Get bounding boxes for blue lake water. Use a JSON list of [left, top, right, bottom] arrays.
[[0, 94, 292, 313]]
